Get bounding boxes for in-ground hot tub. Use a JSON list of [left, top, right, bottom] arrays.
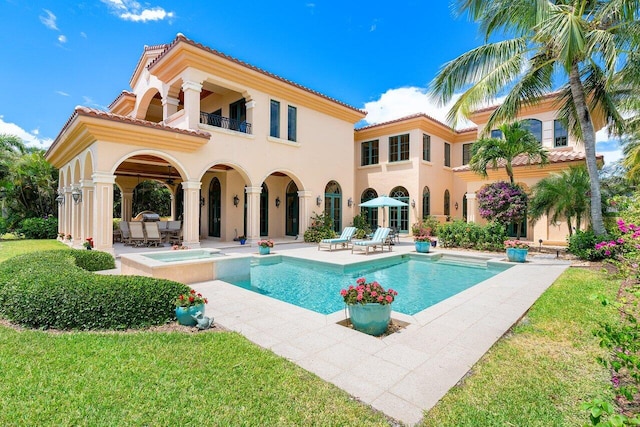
[[120, 248, 251, 284]]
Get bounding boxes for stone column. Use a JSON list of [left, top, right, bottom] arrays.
[[162, 96, 180, 121], [121, 191, 134, 221], [181, 180, 202, 248], [245, 100, 255, 133], [297, 190, 312, 237], [92, 173, 116, 254], [170, 193, 176, 220], [465, 192, 477, 223], [80, 179, 95, 243], [56, 188, 65, 236], [71, 184, 82, 247], [182, 80, 202, 130], [245, 186, 261, 242], [64, 186, 72, 240]]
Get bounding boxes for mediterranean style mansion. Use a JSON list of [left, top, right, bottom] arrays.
[[46, 34, 600, 253]]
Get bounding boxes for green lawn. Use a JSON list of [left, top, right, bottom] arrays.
[[0, 240, 622, 425], [421, 267, 619, 426], [0, 238, 67, 262]]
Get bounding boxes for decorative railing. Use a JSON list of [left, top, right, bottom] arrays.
[[200, 112, 252, 135]]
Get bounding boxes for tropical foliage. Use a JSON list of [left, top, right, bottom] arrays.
[[438, 220, 507, 251], [430, 0, 639, 236], [469, 121, 548, 184], [529, 166, 590, 236], [477, 181, 528, 237]]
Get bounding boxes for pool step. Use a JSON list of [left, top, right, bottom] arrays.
[[437, 253, 490, 267]]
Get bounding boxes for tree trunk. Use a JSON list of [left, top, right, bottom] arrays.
[[568, 65, 606, 236], [567, 217, 573, 237]]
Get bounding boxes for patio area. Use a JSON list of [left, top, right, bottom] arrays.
[[109, 239, 570, 425]]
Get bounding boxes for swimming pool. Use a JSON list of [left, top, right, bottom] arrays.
[[224, 255, 510, 315]]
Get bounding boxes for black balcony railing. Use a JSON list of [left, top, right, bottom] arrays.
[[200, 112, 252, 135]]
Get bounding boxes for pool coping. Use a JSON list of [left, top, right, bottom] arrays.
[[188, 245, 570, 425]]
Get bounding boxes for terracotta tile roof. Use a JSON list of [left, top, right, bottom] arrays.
[[355, 113, 477, 133], [47, 106, 210, 158], [452, 150, 602, 172], [107, 90, 136, 110], [147, 34, 366, 116]]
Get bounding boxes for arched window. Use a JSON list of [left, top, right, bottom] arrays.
[[285, 181, 299, 236], [390, 186, 410, 232], [522, 119, 542, 143], [422, 186, 430, 218], [360, 188, 378, 229], [324, 181, 342, 232], [444, 189, 450, 217]]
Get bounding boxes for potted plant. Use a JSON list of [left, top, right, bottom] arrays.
[[175, 289, 208, 326], [414, 234, 433, 253], [83, 237, 94, 250], [504, 239, 530, 262], [340, 278, 397, 336], [58, 232, 65, 240], [65, 234, 72, 242], [257, 239, 274, 255], [238, 235, 246, 245]]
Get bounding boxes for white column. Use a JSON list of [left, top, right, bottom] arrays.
[[182, 180, 202, 248], [245, 100, 255, 133], [56, 188, 64, 236], [92, 173, 116, 254], [245, 186, 261, 242], [71, 183, 82, 247], [297, 190, 312, 237], [121, 191, 134, 221], [162, 96, 180, 121], [80, 179, 95, 243], [64, 186, 72, 241], [182, 80, 202, 129], [170, 193, 176, 220], [465, 192, 476, 223]]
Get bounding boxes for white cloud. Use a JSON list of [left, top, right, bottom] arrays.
[[58, 35, 67, 44], [362, 87, 476, 129], [80, 32, 87, 38], [101, 0, 175, 22], [55, 90, 70, 97], [39, 9, 58, 30], [0, 116, 53, 149]]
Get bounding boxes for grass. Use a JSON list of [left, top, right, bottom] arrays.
[[421, 267, 620, 426], [0, 239, 67, 262]]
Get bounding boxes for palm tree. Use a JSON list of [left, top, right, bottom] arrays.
[[529, 166, 590, 236], [430, 0, 637, 237], [469, 121, 549, 184]]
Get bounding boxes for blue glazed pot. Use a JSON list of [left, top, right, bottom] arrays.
[[415, 241, 430, 253], [506, 248, 528, 262], [259, 246, 270, 255], [175, 304, 205, 326], [348, 303, 392, 336]]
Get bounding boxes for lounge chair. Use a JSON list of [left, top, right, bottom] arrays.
[[166, 220, 183, 245], [352, 227, 391, 255], [143, 221, 163, 247], [128, 221, 146, 247], [318, 226, 357, 251], [119, 221, 132, 246]]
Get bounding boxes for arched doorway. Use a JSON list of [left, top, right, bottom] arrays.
[[422, 186, 430, 218], [208, 178, 221, 237], [360, 188, 378, 229], [285, 181, 299, 236], [260, 182, 268, 236], [390, 186, 409, 232], [324, 181, 342, 233]]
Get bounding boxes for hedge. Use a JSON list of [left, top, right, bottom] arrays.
[[438, 220, 507, 251], [0, 250, 190, 330]]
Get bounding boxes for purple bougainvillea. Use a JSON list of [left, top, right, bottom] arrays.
[[477, 181, 528, 226]]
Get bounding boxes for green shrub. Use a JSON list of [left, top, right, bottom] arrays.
[[0, 217, 7, 235], [567, 230, 607, 261], [0, 250, 189, 330], [304, 212, 336, 243], [17, 216, 58, 239], [412, 216, 441, 237], [438, 220, 507, 251], [352, 214, 371, 239], [69, 250, 116, 271]]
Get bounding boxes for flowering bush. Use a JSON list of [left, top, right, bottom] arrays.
[[171, 245, 190, 250], [594, 219, 640, 259], [340, 277, 397, 305], [414, 234, 433, 242], [477, 181, 528, 226], [175, 289, 208, 308], [82, 237, 94, 249], [257, 239, 274, 248], [66, 234, 72, 241], [504, 239, 530, 249]]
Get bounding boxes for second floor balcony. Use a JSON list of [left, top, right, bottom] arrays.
[[200, 112, 252, 135]]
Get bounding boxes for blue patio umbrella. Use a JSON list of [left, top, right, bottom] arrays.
[[359, 195, 408, 227]]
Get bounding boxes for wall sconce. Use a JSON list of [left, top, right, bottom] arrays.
[[233, 194, 240, 207], [275, 196, 281, 208], [55, 194, 65, 205], [316, 196, 322, 206], [200, 196, 205, 207], [347, 197, 353, 207], [71, 187, 82, 204], [411, 199, 416, 208], [454, 202, 459, 210]]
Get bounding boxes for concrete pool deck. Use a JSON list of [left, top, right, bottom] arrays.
[[113, 241, 571, 425]]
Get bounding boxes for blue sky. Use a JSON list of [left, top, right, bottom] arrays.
[[0, 0, 621, 163]]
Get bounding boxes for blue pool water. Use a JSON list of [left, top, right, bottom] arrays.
[[224, 256, 509, 315]]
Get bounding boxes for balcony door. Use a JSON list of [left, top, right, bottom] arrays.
[[229, 98, 246, 131]]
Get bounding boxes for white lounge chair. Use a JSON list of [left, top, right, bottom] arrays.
[[318, 226, 357, 251], [352, 227, 391, 255], [143, 221, 163, 247], [128, 221, 146, 247], [119, 221, 132, 246]]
